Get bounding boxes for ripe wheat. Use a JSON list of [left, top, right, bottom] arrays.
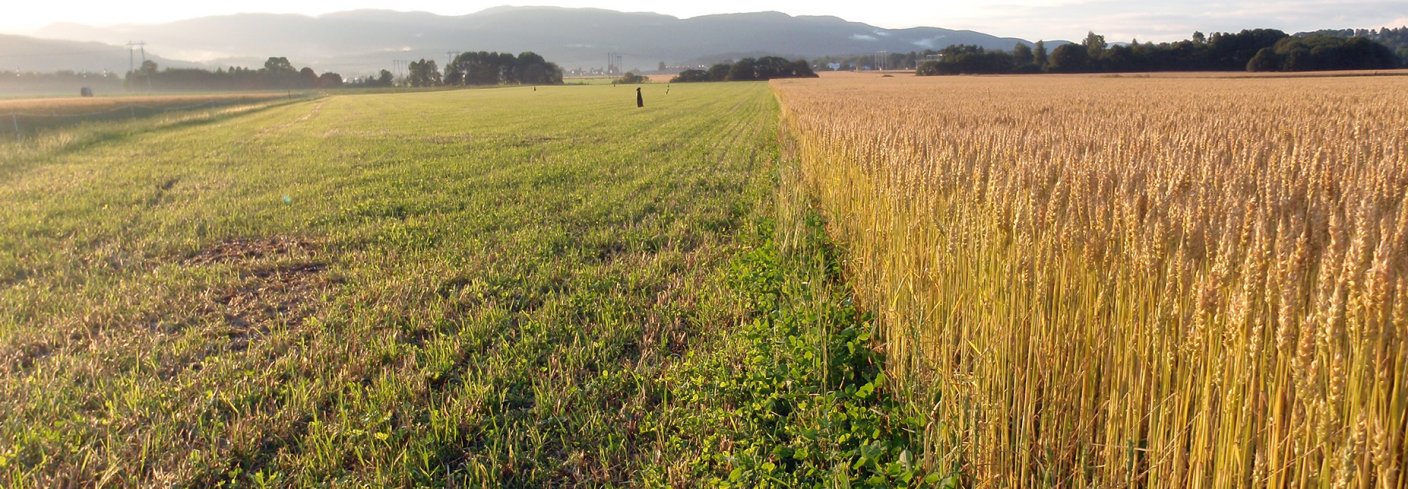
[[774, 74, 1408, 487]]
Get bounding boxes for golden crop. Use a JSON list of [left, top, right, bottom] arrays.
[[774, 74, 1408, 487]]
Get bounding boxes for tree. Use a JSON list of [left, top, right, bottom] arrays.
[[670, 69, 710, 82], [751, 56, 815, 79], [1034, 40, 1049, 70], [1103, 45, 1136, 71], [376, 69, 394, 87], [707, 63, 731, 81], [299, 67, 318, 88], [1049, 43, 1091, 72], [513, 52, 563, 85], [1247, 35, 1400, 72], [442, 51, 562, 86], [916, 61, 943, 76], [1192, 31, 1207, 44], [728, 58, 757, 81], [657, 61, 666, 72], [1084, 31, 1108, 59], [318, 72, 343, 87], [263, 57, 295, 73], [407, 59, 441, 87], [496, 52, 518, 82], [127, 60, 159, 91], [789, 59, 818, 78], [1207, 29, 1288, 70], [1246, 48, 1281, 71], [674, 58, 816, 83], [1013, 43, 1034, 69]]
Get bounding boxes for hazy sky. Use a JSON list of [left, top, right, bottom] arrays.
[[4, 1, 1406, 42]]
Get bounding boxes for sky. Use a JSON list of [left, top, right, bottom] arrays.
[[3, 0, 1406, 42]]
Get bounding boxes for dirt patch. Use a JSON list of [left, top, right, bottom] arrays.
[[187, 237, 315, 265], [186, 237, 334, 351], [256, 98, 325, 137], [0, 339, 53, 376]]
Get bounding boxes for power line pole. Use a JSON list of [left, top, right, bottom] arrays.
[[606, 52, 624, 75], [126, 41, 146, 92], [392, 59, 412, 86], [140, 43, 150, 91]]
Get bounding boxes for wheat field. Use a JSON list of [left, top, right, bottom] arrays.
[[774, 74, 1408, 487]]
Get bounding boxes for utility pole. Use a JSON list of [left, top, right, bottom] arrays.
[[395, 59, 410, 85], [446, 51, 460, 69], [126, 41, 148, 91], [141, 43, 150, 91], [126, 41, 144, 91], [606, 52, 623, 75]]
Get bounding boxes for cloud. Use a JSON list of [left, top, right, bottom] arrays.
[[911, 35, 948, 48], [851, 33, 878, 41], [923, 0, 1408, 42], [167, 49, 233, 62]]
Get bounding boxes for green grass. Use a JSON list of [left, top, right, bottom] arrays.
[[0, 93, 307, 139], [0, 82, 926, 486]]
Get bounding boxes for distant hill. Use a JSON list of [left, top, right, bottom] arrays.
[[0, 34, 198, 73], [29, 7, 1056, 75]]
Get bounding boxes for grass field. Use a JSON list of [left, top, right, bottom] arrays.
[[774, 74, 1408, 487], [0, 93, 294, 113], [8, 71, 1404, 487], [0, 82, 927, 486], [0, 93, 306, 141]]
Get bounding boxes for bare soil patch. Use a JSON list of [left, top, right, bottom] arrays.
[[186, 236, 334, 350]]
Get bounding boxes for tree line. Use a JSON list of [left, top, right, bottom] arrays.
[[810, 53, 919, 71], [1299, 27, 1408, 64], [915, 29, 1402, 75], [671, 57, 818, 82], [124, 57, 355, 91], [443, 52, 563, 86], [400, 51, 565, 87], [115, 51, 564, 92], [0, 71, 123, 95]]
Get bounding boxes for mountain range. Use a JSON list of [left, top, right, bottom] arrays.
[[0, 33, 198, 73], [7, 6, 1051, 75]]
